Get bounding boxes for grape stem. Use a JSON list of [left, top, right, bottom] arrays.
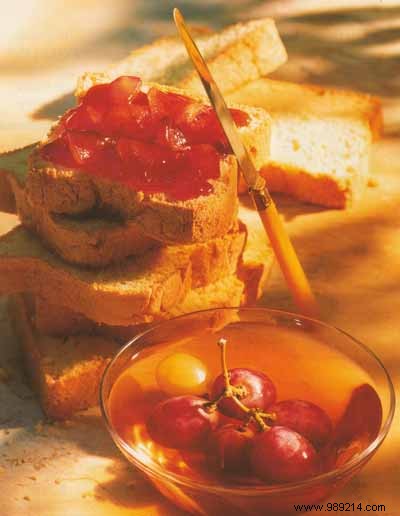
[[208, 338, 275, 432]]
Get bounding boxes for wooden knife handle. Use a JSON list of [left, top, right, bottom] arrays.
[[251, 189, 319, 319]]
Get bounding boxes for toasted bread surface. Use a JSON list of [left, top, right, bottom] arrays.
[[11, 174, 158, 266], [9, 294, 119, 420], [0, 222, 247, 325], [228, 78, 380, 208]]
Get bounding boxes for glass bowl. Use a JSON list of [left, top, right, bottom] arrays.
[[100, 308, 395, 515]]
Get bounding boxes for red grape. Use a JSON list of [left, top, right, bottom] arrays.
[[147, 395, 219, 450], [251, 426, 320, 483], [209, 423, 255, 472], [268, 399, 333, 448], [211, 368, 276, 420]]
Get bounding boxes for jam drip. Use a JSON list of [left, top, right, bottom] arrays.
[[41, 76, 249, 200]]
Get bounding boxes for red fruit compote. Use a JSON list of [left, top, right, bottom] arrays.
[[100, 308, 394, 515], [39, 76, 249, 201]]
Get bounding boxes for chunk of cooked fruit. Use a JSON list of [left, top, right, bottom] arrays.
[[107, 76, 142, 105], [268, 399, 333, 449], [251, 426, 320, 483], [174, 100, 249, 151], [156, 353, 209, 397], [41, 137, 76, 169], [67, 132, 102, 166], [39, 76, 249, 200], [147, 395, 219, 450]]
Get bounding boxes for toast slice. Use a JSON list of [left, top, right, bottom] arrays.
[[0, 132, 267, 265], [25, 82, 271, 245], [32, 271, 255, 342], [9, 294, 120, 420], [76, 18, 287, 98], [228, 78, 382, 208], [0, 220, 249, 325]]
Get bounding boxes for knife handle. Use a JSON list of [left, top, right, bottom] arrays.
[[251, 189, 319, 319]]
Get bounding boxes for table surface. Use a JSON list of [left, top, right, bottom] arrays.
[[0, 1, 399, 515]]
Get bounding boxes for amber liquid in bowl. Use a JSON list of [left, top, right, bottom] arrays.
[[104, 314, 387, 514]]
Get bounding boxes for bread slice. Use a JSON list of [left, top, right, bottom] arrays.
[[8, 294, 119, 420], [25, 84, 271, 245], [0, 150, 241, 267], [0, 222, 247, 326], [33, 274, 252, 342], [2, 147, 237, 266], [76, 18, 287, 98], [228, 79, 382, 208], [26, 152, 240, 244]]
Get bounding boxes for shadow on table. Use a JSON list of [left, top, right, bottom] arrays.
[[269, 4, 400, 100], [32, 92, 76, 122], [261, 195, 400, 331]]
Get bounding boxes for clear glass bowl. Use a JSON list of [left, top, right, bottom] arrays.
[[100, 308, 395, 515]]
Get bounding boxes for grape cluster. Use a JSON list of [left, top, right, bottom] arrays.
[[147, 338, 334, 484]]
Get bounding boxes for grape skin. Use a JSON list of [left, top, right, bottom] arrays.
[[147, 395, 219, 450]]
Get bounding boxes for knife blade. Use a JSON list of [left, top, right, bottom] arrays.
[[173, 8, 318, 318]]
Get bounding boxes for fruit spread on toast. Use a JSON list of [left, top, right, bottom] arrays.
[[40, 76, 248, 200]]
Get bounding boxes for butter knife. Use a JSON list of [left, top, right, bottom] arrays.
[[173, 8, 318, 317]]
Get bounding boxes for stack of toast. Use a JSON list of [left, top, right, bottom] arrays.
[[0, 18, 382, 420]]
